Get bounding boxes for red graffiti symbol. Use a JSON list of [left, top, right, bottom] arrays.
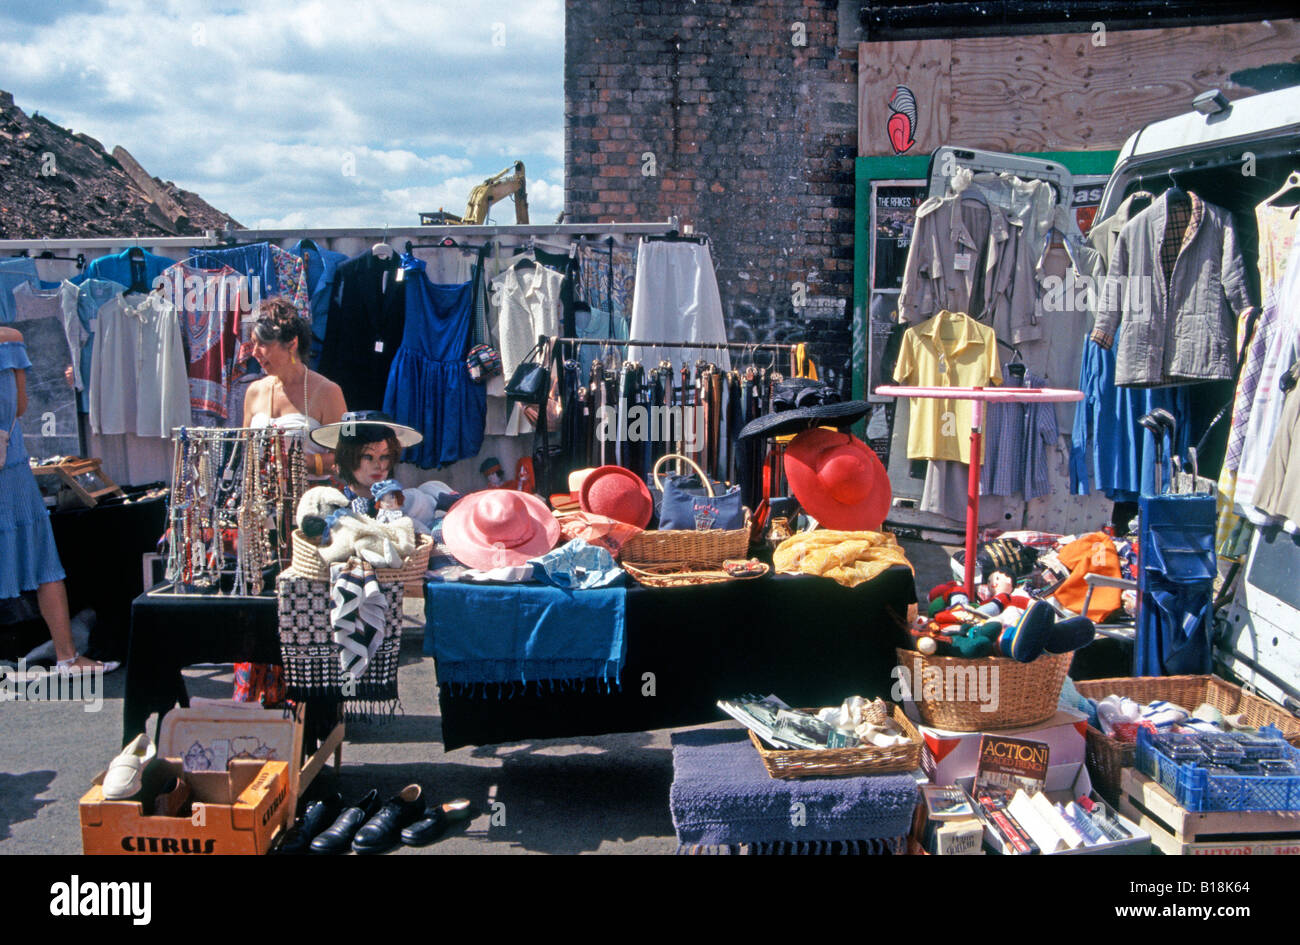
[[886, 86, 917, 154]]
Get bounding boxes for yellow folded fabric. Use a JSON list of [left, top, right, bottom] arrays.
[[772, 530, 912, 588]]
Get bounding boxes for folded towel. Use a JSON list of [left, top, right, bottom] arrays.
[[669, 728, 918, 851]]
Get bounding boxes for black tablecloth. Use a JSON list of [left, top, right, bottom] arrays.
[[123, 592, 280, 743], [49, 490, 167, 660], [431, 568, 916, 750], [123, 567, 917, 751]]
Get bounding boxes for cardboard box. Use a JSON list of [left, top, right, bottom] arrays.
[[160, 700, 305, 801], [80, 760, 289, 855], [917, 709, 1087, 787], [958, 764, 1150, 855], [81, 703, 300, 855]]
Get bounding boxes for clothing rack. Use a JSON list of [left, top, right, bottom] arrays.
[[553, 337, 798, 352]]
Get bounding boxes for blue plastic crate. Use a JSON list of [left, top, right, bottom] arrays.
[[1135, 726, 1300, 812]]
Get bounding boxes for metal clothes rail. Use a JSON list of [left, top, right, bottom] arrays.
[[0, 220, 680, 254], [552, 337, 799, 351]]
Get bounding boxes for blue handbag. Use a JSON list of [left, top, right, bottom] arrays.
[[654, 454, 746, 531]]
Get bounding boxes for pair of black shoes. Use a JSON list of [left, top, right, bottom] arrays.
[[276, 785, 471, 855]]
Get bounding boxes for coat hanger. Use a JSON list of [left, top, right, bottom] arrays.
[[1264, 171, 1300, 208], [372, 227, 393, 260], [1165, 170, 1189, 204]]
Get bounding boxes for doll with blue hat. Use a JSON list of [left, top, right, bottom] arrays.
[[371, 478, 408, 525]]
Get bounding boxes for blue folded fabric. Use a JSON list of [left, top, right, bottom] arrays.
[[530, 538, 626, 590], [670, 728, 919, 850], [425, 581, 627, 693]]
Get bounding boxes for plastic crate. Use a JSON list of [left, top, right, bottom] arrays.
[[1135, 726, 1300, 812]]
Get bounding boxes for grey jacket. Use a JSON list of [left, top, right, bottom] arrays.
[[1091, 191, 1253, 387]]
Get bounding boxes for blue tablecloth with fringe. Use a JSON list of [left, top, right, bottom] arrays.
[[670, 728, 920, 854], [424, 581, 626, 695]]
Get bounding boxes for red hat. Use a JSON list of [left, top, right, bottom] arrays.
[[442, 489, 561, 571], [579, 465, 654, 528], [784, 429, 890, 531]]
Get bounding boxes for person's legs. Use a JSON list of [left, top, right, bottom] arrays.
[[37, 579, 102, 669]]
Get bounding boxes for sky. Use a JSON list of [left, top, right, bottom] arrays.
[[0, 0, 565, 229]]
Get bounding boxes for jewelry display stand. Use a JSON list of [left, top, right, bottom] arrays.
[[152, 426, 307, 598]]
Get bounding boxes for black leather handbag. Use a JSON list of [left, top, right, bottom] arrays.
[[505, 337, 551, 410]]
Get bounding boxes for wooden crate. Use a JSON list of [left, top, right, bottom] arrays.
[[1119, 769, 1300, 855]]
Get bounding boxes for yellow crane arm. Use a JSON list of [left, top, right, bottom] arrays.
[[462, 161, 529, 225]]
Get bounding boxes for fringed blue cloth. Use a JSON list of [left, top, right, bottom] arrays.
[[424, 581, 626, 695], [670, 729, 919, 851]]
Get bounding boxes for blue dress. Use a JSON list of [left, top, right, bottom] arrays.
[[0, 341, 66, 599], [383, 256, 485, 468]]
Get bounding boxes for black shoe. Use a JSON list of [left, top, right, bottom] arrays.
[[310, 789, 380, 855], [274, 792, 342, 855], [352, 784, 424, 855], [401, 798, 473, 847]]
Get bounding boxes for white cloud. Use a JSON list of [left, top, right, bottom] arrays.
[[0, 0, 564, 229]]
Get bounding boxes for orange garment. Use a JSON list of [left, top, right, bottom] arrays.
[[1053, 532, 1122, 621]]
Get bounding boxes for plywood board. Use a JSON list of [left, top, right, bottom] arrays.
[[860, 20, 1300, 157], [859, 39, 952, 158]]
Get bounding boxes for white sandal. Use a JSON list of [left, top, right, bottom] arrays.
[[55, 653, 121, 675]]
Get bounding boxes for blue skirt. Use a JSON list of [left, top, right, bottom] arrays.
[[0, 462, 66, 599]]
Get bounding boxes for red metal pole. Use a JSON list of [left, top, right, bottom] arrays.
[[963, 396, 985, 599]]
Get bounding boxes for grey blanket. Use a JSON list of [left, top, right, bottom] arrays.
[[669, 728, 919, 853]]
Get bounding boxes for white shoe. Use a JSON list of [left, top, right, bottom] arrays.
[[102, 733, 156, 800]]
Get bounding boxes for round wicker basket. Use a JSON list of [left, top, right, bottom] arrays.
[[894, 648, 1073, 731]]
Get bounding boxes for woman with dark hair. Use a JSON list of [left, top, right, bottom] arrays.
[[242, 298, 347, 480], [233, 298, 347, 704]]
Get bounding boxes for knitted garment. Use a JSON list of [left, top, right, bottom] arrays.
[[669, 728, 919, 848]]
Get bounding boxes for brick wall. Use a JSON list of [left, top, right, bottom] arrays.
[[564, 0, 858, 391]]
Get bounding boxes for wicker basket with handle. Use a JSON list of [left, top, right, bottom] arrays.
[[1072, 674, 1300, 807], [620, 454, 751, 567], [749, 702, 923, 778], [289, 529, 433, 585], [894, 648, 1073, 731]]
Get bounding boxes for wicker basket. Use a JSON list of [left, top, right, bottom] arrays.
[[749, 704, 923, 779], [622, 560, 769, 588], [288, 529, 434, 585], [619, 454, 751, 566], [1073, 674, 1300, 807], [894, 648, 1073, 731]]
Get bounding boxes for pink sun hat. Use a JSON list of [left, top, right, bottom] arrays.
[[442, 489, 561, 571]]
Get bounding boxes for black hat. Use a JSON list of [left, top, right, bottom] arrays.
[[736, 378, 870, 440], [310, 410, 423, 450]]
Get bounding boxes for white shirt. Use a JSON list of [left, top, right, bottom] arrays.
[[89, 293, 190, 438]]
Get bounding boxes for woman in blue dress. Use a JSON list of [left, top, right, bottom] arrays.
[[0, 326, 114, 672]]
